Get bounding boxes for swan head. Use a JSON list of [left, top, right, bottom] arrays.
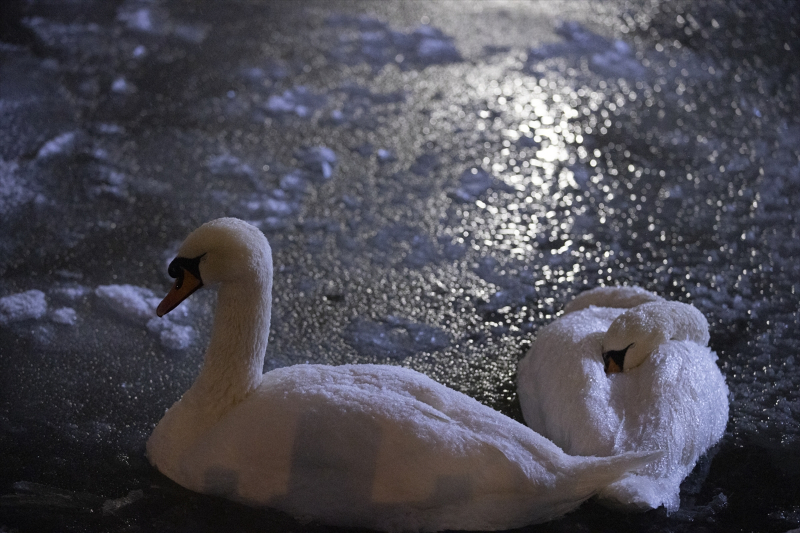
[[600, 300, 709, 374], [156, 218, 271, 317]]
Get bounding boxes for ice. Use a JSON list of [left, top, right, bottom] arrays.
[[296, 146, 337, 180], [377, 148, 394, 162], [449, 168, 511, 203], [102, 489, 144, 515], [111, 77, 134, 94], [417, 37, 460, 62], [36, 131, 79, 159], [173, 23, 209, 44], [207, 153, 255, 178], [118, 7, 155, 32], [343, 316, 451, 359], [95, 284, 160, 322], [0, 159, 35, 212], [265, 87, 327, 117], [279, 171, 308, 192], [327, 16, 461, 69], [51, 307, 77, 325], [0, 290, 47, 325], [147, 318, 195, 351], [51, 285, 90, 302], [527, 21, 644, 78], [94, 284, 195, 349]]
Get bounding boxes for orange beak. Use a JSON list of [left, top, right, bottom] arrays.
[[156, 270, 203, 317]]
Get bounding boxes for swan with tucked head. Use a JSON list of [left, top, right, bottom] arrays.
[[601, 301, 710, 373], [517, 286, 728, 512], [147, 219, 658, 532]]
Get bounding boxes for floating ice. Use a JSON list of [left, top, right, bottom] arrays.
[[327, 16, 461, 68], [36, 131, 79, 159], [118, 7, 155, 32], [265, 86, 326, 117], [95, 284, 160, 323], [517, 287, 729, 511], [376, 148, 394, 162], [296, 146, 337, 180], [94, 284, 194, 349], [147, 318, 195, 351], [527, 21, 643, 78], [343, 315, 451, 359], [416, 36, 460, 63], [111, 77, 133, 94], [173, 23, 209, 44], [0, 290, 47, 326], [51, 285, 90, 302], [207, 153, 255, 177], [449, 168, 511, 203], [0, 159, 36, 213], [51, 307, 78, 325]]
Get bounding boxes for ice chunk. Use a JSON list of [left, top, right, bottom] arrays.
[[0, 159, 36, 212], [51, 307, 78, 325], [207, 153, 254, 177], [102, 489, 144, 515], [119, 8, 155, 32], [51, 285, 90, 302], [111, 77, 135, 94], [159, 323, 195, 350], [36, 131, 79, 159], [343, 316, 450, 359], [417, 37, 460, 62], [95, 284, 160, 323], [265, 86, 327, 117], [449, 168, 511, 203], [0, 290, 47, 325], [296, 146, 337, 180]]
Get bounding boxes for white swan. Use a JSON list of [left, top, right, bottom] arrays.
[[147, 218, 658, 532], [517, 286, 729, 512]]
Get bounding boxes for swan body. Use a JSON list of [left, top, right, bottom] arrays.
[[517, 286, 729, 511], [147, 219, 658, 532]]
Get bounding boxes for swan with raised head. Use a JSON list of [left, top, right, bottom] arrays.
[[147, 219, 658, 532], [517, 286, 729, 512]]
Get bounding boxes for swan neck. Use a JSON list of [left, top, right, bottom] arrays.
[[192, 274, 271, 413]]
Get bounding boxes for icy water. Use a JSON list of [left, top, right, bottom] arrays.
[[1, 0, 799, 531]]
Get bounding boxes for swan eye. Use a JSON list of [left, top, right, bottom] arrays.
[[602, 343, 634, 373], [167, 254, 206, 283]]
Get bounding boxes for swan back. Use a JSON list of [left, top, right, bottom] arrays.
[[563, 286, 662, 315], [602, 301, 710, 372]]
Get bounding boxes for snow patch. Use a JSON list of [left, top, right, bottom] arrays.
[[0, 290, 48, 325]]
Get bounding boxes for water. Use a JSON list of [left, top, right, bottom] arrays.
[[1, 0, 798, 531]]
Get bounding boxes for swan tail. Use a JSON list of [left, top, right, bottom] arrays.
[[568, 449, 663, 498]]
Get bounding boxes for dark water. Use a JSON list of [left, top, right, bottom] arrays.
[[1, 0, 798, 531]]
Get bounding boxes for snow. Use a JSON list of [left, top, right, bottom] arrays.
[[0, 290, 48, 325], [51, 307, 78, 325], [95, 284, 194, 349], [343, 316, 451, 359], [36, 131, 79, 159]]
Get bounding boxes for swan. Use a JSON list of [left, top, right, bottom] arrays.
[[517, 286, 729, 512], [147, 218, 658, 532]]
